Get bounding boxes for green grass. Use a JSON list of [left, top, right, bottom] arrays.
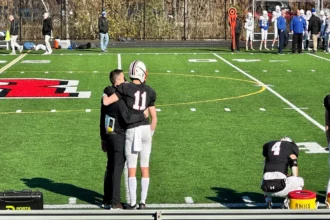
[[0, 48, 329, 206]]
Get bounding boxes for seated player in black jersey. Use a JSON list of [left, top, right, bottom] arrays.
[[261, 137, 304, 209]]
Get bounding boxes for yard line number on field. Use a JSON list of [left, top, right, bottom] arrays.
[[213, 53, 324, 132]]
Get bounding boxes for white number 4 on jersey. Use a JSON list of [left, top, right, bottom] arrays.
[[271, 142, 281, 156]]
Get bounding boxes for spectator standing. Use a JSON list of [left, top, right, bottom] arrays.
[[324, 12, 330, 53], [42, 12, 53, 55], [233, 15, 242, 52], [245, 12, 255, 51], [320, 10, 326, 50], [271, 6, 281, 50], [98, 11, 109, 53], [290, 10, 306, 53], [277, 10, 287, 54], [308, 8, 321, 53], [259, 10, 269, 50], [8, 15, 23, 55]]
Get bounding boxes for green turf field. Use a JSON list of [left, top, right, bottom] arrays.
[[0, 48, 329, 207]]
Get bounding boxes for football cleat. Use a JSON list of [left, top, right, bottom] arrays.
[[265, 196, 272, 209], [281, 198, 289, 209], [101, 203, 111, 209], [138, 203, 146, 210], [124, 204, 137, 210]]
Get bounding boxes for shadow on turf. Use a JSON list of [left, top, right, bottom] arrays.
[[20, 177, 103, 204], [206, 187, 284, 209]]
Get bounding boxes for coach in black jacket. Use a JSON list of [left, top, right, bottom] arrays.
[[308, 8, 321, 53], [8, 15, 23, 55], [42, 12, 53, 55], [100, 69, 147, 209]]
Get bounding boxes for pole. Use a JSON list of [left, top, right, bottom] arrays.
[[252, 0, 254, 42], [61, 0, 63, 39], [19, 0, 22, 41], [102, 0, 104, 11], [65, 0, 69, 39], [183, 0, 186, 40], [143, 0, 146, 40], [224, 0, 226, 40]]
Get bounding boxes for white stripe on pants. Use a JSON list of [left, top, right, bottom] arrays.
[[10, 35, 20, 54], [45, 35, 52, 53]]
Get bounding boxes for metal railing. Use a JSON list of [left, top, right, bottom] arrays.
[[1, 209, 330, 220]]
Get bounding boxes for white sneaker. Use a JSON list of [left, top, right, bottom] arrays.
[[282, 198, 289, 209], [19, 46, 23, 53], [9, 52, 16, 55], [246, 46, 248, 51], [42, 52, 49, 55], [265, 47, 269, 51], [251, 48, 255, 51]]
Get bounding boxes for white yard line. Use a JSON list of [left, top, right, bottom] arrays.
[[307, 53, 330, 62], [117, 54, 122, 69], [184, 197, 194, 204], [213, 53, 325, 132], [0, 53, 27, 74]]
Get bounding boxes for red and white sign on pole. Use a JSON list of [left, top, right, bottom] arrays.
[[228, 7, 237, 50]]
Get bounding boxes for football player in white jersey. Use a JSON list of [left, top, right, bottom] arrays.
[[305, 10, 312, 51], [244, 12, 255, 51], [259, 10, 269, 50], [271, 5, 281, 50]]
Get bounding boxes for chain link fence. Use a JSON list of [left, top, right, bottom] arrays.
[[0, 0, 329, 41]]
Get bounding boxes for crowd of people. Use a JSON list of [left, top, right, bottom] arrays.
[[231, 7, 330, 54]]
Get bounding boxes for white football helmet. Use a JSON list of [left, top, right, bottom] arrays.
[[248, 12, 252, 19], [276, 5, 281, 13], [326, 12, 330, 18], [129, 60, 147, 83], [300, 9, 305, 16], [263, 10, 268, 17], [281, 137, 293, 143]]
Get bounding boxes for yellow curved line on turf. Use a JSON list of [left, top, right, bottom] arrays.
[[151, 73, 266, 107], [0, 74, 266, 114]]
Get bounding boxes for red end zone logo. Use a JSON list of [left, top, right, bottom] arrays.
[[0, 78, 91, 99]]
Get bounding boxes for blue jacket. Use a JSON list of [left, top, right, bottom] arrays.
[[290, 16, 306, 34], [277, 16, 286, 31]]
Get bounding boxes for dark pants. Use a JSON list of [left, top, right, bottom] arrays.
[[278, 30, 286, 54], [103, 133, 125, 205], [292, 33, 303, 53], [231, 33, 240, 51]]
